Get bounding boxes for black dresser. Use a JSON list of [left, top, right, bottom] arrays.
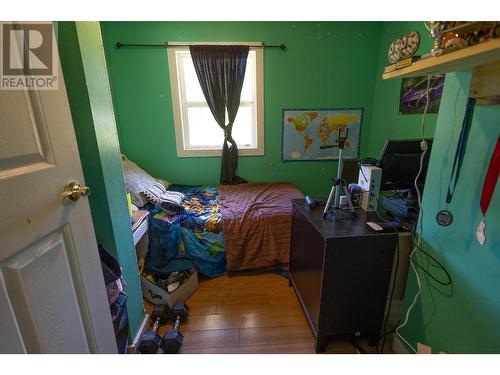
[[289, 199, 400, 352]]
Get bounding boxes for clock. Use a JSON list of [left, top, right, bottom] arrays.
[[387, 38, 404, 64], [401, 31, 420, 58]]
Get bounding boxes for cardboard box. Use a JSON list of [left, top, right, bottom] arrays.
[[141, 269, 198, 307]]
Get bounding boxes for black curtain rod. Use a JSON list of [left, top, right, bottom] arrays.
[[115, 42, 286, 50]]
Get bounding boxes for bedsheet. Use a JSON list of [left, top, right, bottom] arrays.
[[218, 183, 304, 273], [143, 185, 226, 278]]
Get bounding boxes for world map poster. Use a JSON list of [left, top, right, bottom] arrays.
[[282, 108, 363, 161]]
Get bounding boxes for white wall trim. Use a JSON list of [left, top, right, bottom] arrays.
[[127, 313, 149, 354]]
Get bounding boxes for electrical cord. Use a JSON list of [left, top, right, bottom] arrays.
[[375, 201, 452, 351], [357, 133, 453, 354], [365, 198, 399, 353], [395, 249, 421, 353], [373, 199, 420, 354], [379, 320, 401, 338], [350, 336, 368, 354], [395, 74, 432, 354], [374, 189, 453, 341], [347, 192, 399, 353], [415, 147, 428, 239], [378, 232, 399, 354], [409, 235, 452, 286]]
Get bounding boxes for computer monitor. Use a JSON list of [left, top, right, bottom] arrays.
[[377, 138, 433, 193]]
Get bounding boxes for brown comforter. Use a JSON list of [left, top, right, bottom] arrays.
[[218, 183, 304, 273]]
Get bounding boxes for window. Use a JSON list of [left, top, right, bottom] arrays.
[[167, 43, 264, 157]]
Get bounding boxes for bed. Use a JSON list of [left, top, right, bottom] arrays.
[[121, 154, 303, 278], [142, 183, 303, 278], [218, 183, 304, 273]]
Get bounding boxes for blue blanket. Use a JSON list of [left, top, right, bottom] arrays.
[[143, 185, 226, 278]]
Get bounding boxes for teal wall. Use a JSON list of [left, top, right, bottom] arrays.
[[369, 22, 500, 353], [367, 21, 438, 157], [100, 22, 383, 197], [400, 72, 500, 353], [58, 22, 145, 341]]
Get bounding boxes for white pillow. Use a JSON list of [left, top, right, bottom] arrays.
[[121, 155, 164, 207], [157, 178, 171, 190], [143, 182, 185, 206]]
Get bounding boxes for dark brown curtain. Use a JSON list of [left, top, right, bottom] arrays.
[[189, 45, 249, 185]]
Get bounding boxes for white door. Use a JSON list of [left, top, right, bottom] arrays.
[[0, 22, 117, 353]]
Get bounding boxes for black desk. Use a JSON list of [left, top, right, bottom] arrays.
[[289, 199, 402, 352]]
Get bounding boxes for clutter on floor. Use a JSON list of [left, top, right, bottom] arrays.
[[141, 268, 198, 307]]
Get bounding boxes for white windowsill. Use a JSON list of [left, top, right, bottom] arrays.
[[176, 146, 264, 157]]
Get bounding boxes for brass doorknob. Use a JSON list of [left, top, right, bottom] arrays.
[[63, 181, 91, 202]]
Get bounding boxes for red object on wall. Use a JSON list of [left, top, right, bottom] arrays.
[[480, 135, 500, 217]]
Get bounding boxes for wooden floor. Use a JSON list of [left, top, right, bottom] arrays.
[[144, 272, 391, 354]]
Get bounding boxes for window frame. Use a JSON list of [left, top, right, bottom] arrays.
[[167, 42, 265, 157]]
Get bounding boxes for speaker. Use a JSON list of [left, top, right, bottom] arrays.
[[358, 165, 381, 212]]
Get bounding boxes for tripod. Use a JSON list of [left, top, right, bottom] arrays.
[[322, 128, 356, 219]]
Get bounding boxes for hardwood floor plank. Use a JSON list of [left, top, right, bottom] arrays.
[[183, 310, 309, 331], [181, 328, 240, 350], [182, 342, 316, 354], [215, 294, 301, 314], [187, 284, 294, 300], [181, 340, 381, 354], [239, 325, 314, 347], [142, 273, 391, 354], [215, 293, 298, 306], [182, 298, 217, 315], [198, 273, 287, 289]]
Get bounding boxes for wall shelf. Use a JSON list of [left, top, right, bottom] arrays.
[[382, 38, 500, 80]]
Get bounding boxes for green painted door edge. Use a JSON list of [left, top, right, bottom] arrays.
[[74, 21, 146, 342]]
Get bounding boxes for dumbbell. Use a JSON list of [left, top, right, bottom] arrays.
[[138, 305, 169, 354], [161, 303, 190, 354]]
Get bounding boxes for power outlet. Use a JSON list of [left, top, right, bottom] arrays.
[[417, 342, 432, 354]]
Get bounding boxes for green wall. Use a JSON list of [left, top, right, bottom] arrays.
[[101, 21, 383, 197], [367, 21, 438, 157], [58, 22, 145, 342], [400, 72, 500, 353], [66, 20, 500, 352]]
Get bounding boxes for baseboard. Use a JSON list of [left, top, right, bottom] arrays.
[[127, 313, 149, 354], [392, 335, 410, 354]]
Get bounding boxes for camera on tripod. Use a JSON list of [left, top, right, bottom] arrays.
[[321, 127, 356, 219]]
